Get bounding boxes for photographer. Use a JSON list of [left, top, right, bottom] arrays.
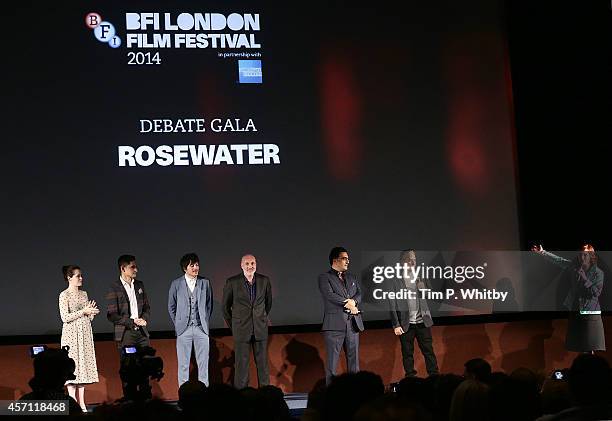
[[19, 347, 82, 415]]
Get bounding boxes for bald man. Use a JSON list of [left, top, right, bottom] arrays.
[[222, 255, 272, 388]]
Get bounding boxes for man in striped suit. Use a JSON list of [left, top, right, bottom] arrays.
[[106, 254, 151, 397]]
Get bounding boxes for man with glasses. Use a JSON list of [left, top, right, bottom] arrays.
[[318, 246, 364, 384]]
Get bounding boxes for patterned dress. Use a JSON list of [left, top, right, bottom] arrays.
[[58, 289, 99, 384]]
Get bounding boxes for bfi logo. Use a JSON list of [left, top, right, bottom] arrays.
[[85, 12, 121, 48]]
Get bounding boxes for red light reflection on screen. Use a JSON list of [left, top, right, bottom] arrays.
[[445, 53, 489, 196], [443, 33, 520, 249], [447, 103, 487, 195], [319, 55, 363, 181]]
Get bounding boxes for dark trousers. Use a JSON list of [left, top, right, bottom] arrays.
[[399, 323, 439, 377], [323, 318, 360, 384], [234, 335, 269, 389], [117, 328, 150, 399]]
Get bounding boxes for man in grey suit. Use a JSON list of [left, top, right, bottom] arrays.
[[318, 246, 365, 384], [168, 253, 213, 386], [222, 254, 272, 389], [389, 250, 438, 377]]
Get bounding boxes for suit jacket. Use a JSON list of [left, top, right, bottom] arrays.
[[106, 279, 150, 342], [318, 269, 365, 332], [168, 275, 213, 336], [222, 273, 272, 342], [388, 277, 434, 329]]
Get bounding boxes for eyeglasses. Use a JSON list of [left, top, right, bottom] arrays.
[[338, 257, 350, 262]]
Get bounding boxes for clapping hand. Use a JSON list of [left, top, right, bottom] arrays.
[[83, 301, 99, 316]]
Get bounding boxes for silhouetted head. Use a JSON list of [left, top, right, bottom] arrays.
[[464, 358, 491, 383]]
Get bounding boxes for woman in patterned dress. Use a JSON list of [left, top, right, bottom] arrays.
[[59, 265, 100, 412]]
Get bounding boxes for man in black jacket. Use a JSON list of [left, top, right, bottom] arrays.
[[389, 250, 438, 377], [222, 254, 272, 389]]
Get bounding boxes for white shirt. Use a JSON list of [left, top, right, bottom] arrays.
[[185, 274, 197, 293], [121, 277, 139, 320]]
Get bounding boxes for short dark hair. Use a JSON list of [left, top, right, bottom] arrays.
[[464, 358, 492, 383], [62, 265, 80, 282], [568, 353, 611, 406], [180, 253, 200, 271], [329, 247, 348, 265], [118, 255, 136, 272]]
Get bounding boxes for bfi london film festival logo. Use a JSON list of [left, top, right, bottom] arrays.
[[85, 12, 122, 48]]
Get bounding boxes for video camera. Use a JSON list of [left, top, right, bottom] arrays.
[[119, 345, 164, 401]]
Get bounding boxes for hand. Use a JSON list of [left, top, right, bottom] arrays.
[[83, 305, 98, 316], [577, 268, 587, 280], [349, 306, 359, 315], [134, 318, 147, 326], [531, 244, 544, 253], [393, 326, 405, 336], [89, 300, 98, 309], [344, 299, 356, 308], [344, 300, 357, 312]]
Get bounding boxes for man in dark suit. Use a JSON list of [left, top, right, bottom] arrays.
[[389, 250, 438, 377], [222, 254, 272, 389], [318, 246, 364, 384], [106, 254, 151, 396]]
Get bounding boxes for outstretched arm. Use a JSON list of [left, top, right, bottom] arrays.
[[532, 244, 571, 268]]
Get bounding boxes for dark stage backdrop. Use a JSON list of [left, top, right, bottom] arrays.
[[2, 1, 519, 335]]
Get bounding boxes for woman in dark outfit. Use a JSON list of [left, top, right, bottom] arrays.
[[532, 244, 605, 353]]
